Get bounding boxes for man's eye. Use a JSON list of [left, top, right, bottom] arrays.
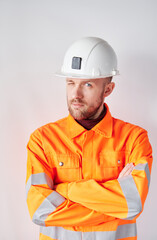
[[85, 83, 92, 87]]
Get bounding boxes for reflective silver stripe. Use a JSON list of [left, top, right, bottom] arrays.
[[83, 231, 116, 240], [33, 192, 65, 226], [40, 226, 116, 240], [26, 173, 54, 198], [40, 226, 81, 239], [40, 223, 137, 240], [116, 223, 137, 239], [118, 175, 142, 220], [134, 163, 150, 187]]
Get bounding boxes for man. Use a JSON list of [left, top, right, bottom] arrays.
[[26, 37, 153, 240]]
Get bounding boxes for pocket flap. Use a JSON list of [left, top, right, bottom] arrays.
[[99, 151, 126, 167], [56, 154, 80, 169]]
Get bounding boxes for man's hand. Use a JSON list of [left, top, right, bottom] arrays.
[[118, 163, 134, 179]]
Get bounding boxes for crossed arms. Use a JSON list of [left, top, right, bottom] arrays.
[[26, 129, 152, 227]]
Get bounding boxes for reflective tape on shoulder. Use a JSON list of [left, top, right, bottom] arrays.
[[134, 163, 150, 187], [26, 173, 54, 198], [118, 175, 142, 220], [116, 223, 137, 239], [32, 192, 65, 226]]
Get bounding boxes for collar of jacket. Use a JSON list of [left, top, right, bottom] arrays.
[[67, 103, 113, 139]]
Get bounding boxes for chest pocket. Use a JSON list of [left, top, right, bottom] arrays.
[[96, 151, 127, 182], [50, 154, 81, 184]]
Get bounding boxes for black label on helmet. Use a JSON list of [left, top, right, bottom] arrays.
[[72, 57, 82, 70]]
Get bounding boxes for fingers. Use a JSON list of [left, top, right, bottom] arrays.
[[118, 163, 135, 179]]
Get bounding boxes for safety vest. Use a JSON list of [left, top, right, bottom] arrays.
[[26, 104, 153, 240]]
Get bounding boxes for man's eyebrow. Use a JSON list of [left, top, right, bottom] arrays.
[[66, 79, 96, 84], [66, 79, 74, 82], [84, 80, 96, 84]]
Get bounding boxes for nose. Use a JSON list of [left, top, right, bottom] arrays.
[[72, 85, 83, 99]]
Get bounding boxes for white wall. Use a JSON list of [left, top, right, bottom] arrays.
[[0, 0, 157, 239]]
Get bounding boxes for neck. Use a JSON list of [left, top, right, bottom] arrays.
[[76, 105, 106, 130]]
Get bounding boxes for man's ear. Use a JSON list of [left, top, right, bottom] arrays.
[[104, 82, 115, 97]]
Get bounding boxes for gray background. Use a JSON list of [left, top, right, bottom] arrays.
[[0, 0, 157, 239]]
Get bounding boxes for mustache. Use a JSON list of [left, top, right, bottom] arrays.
[[70, 99, 86, 104]]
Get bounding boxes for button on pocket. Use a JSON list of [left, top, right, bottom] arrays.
[[59, 162, 64, 166]]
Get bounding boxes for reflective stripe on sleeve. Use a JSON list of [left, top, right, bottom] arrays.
[[40, 222, 137, 240], [134, 163, 150, 187], [26, 173, 54, 198], [32, 191, 65, 226], [118, 175, 142, 220], [116, 223, 137, 239]]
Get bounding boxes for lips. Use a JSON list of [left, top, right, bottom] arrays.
[[72, 103, 84, 108], [70, 100, 84, 108]]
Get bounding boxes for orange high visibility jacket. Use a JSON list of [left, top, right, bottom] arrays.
[[26, 104, 153, 240]]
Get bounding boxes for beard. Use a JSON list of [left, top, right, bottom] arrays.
[[67, 91, 105, 120]]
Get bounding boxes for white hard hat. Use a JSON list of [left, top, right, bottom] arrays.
[[56, 37, 119, 79]]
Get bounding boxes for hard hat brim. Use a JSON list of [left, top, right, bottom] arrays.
[[55, 71, 119, 79]]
